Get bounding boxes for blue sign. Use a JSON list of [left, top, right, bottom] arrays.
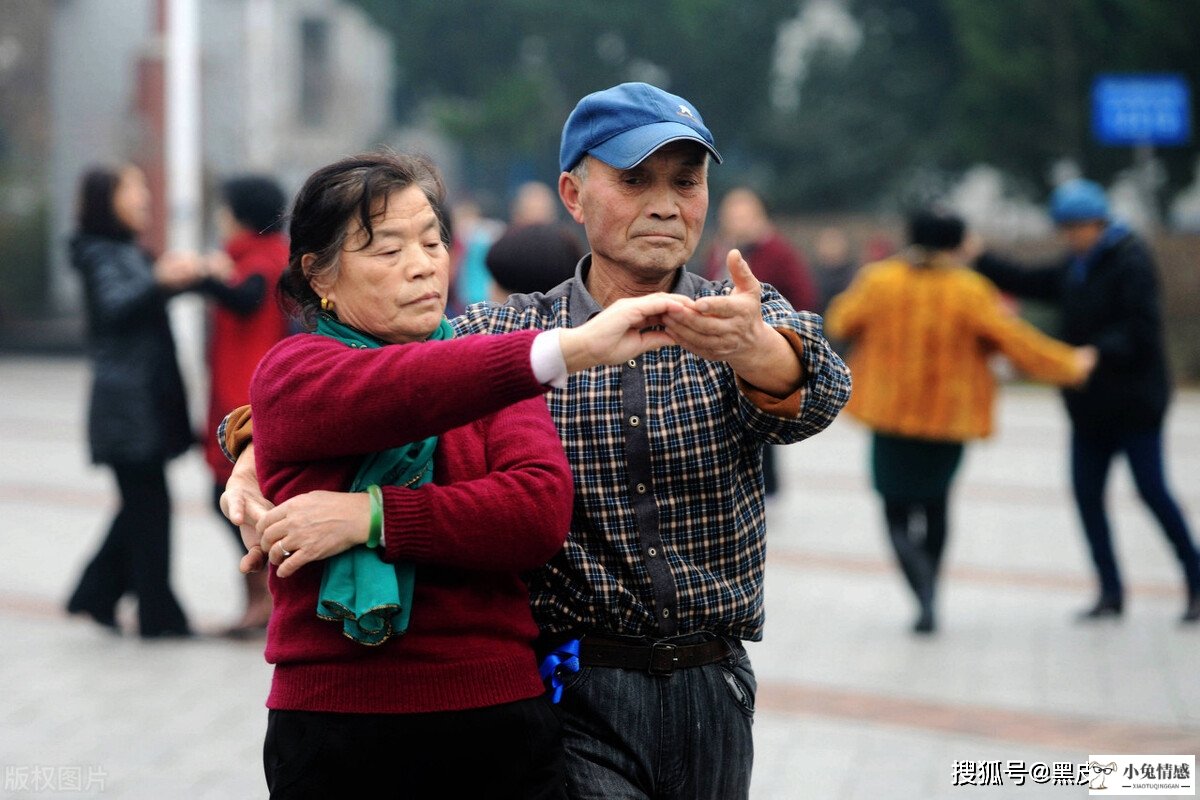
[[1092, 74, 1191, 146]]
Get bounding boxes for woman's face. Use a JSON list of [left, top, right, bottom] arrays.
[[310, 185, 450, 344], [112, 166, 151, 234]]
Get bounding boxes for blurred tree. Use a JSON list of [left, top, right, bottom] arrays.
[[750, 0, 961, 211], [350, 0, 793, 204], [944, 0, 1200, 197], [349, 0, 1199, 213]]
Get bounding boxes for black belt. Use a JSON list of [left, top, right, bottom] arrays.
[[579, 634, 734, 677]]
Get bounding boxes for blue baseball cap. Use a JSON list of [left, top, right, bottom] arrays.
[[559, 82, 722, 173], [1049, 179, 1109, 224]]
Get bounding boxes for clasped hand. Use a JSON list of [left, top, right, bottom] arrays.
[[559, 250, 771, 372]]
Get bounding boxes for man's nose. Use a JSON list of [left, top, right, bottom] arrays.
[[645, 185, 679, 219]]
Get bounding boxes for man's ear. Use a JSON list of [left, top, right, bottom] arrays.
[[558, 170, 586, 225]]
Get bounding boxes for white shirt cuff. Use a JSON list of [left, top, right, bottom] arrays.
[[531, 329, 569, 388]]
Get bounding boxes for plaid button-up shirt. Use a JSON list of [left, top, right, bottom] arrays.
[[455, 258, 851, 642]]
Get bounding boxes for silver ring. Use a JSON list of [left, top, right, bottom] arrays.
[[280, 548, 293, 558]]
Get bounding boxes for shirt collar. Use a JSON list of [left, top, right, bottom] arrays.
[[567, 254, 702, 327]]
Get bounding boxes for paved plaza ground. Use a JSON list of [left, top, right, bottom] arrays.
[[1, 355, 1197, 798]]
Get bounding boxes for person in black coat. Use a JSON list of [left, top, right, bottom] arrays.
[[66, 163, 203, 638], [973, 179, 1200, 623]]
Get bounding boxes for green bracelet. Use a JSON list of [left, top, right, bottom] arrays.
[[366, 484, 383, 549]]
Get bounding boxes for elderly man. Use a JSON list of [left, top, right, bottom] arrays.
[[222, 82, 850, 797]]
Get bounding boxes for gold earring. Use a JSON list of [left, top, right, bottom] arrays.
[[320, 297, 335, 313]]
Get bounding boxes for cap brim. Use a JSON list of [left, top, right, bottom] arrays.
[[588, 121, 722, 170]]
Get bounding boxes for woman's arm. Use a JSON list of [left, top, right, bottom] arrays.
[[970, 277, 1091, 386], [253, 293, 684, 462], [823, 267, 875, 341], [252, 330, 547, 462], [83, 245, 162, 328], [379, 396, 571, 571], [256, 395, 572, 578]]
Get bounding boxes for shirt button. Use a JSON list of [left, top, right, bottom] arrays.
[[628, 359, 637, 368], [662, 608, 671, 619], [647, 546, 658, 557], [636, 483, 647, 494], [629, 415, 640, 427]]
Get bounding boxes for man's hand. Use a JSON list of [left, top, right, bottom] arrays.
[[664, 250, 803, 395], [1070, 345, 1099, 387], [219, 445, 275, 573], [257, 491, 371, 579], [559, 292, 683, 371]]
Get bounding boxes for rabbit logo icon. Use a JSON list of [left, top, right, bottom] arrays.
[[1088, 761, 1117, 790]]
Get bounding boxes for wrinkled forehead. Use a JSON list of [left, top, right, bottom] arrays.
[[343, 186, 440, 243]]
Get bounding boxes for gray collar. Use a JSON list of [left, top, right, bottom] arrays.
[[567, 254, 703, 327]]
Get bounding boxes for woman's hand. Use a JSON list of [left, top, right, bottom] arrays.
[[559, 292, 684, 371], [153, 251, 202, 290], [202, 250, 235, 282], [257, 491, 371, 579]]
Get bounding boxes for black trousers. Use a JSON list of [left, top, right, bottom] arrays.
[[883, 497, 949, 611], [264, 696, 565, 799], [68, 461, 189, 636], [1072, 428, 1200, 601]]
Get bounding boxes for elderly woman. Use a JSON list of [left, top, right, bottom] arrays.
[[65, 163, 202, 638], [826, 211, 1095, 634], [245, 152, 678, 799]]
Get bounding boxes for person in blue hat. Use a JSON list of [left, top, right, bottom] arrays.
[[973, 178, 1200, 624], [218, 82, 851, 798]]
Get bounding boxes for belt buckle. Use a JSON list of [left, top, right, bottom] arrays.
[[647, 641, 678, 676]]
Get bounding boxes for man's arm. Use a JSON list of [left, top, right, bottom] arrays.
[[218, 443, 275, 573], [973, 251, 1066, 303], [258, 394, 574, 579], [666, 249, 851, 440]]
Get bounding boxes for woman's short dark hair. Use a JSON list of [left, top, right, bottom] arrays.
[[278, 151, 449, 329], [222, 175, 287, 234], [907, 210, 965, 252], [76, 165, 134, 240]]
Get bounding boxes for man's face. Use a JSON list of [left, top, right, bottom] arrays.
[[1057, 220, 1106, 255], [718, 189, 767, 246], [561, 142, 709, 282]]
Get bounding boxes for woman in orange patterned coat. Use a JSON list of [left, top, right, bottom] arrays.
[[826, 211, 1095, 633]]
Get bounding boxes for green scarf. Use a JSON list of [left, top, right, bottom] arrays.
[[313, 313, 453, 645]]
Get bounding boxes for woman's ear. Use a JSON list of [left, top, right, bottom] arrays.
[[302, 253, 332, 299]]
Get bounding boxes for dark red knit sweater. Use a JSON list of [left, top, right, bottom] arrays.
[[250, 329, 572, 713]]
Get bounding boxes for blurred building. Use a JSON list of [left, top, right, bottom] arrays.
[[2, 0, 393, 347]]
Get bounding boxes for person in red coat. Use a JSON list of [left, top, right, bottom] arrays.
[[703, 187, 819, 312], [703, 186, 820, 494], [200, 176, 290, 636]]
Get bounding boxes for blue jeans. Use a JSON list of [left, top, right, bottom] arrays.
[[1071, 428, 1200, 601], [555, 637, 756, 800]]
